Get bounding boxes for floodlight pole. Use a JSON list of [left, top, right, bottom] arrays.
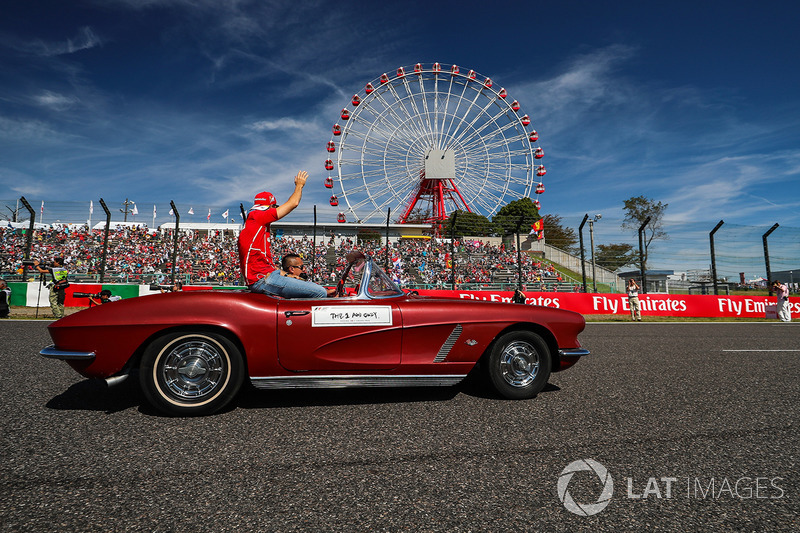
[[589, 216, 601, 292], [709, 220, 724, 295], [763, 223, 779, 295], [578, 214, 588, 293], [120, 198, 135, 222]]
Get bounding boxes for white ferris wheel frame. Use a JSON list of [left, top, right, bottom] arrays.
[[326, 63, 544, 223]]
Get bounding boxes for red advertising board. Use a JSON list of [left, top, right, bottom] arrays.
[[413, 290, 797, 319]]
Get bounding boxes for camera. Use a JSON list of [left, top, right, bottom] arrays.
[[298, 272, 309, 281], [22, 259, 37, 268], [73, 292, 100, 298], [150, 283, 183, 291]]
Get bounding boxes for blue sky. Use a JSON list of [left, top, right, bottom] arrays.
[[2, 0, 799, 271]]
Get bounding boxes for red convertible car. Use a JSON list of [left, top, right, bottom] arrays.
[[41, 252, 588, 416]]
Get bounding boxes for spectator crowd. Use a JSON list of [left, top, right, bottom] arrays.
[[1, 226, 573, 290]]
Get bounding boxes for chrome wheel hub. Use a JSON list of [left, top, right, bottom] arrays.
[[499, 340, 540, 387], [162, 340, 225, 399]]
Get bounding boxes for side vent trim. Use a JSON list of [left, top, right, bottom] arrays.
[[434, 324, 462, 363]]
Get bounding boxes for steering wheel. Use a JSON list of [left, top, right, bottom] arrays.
[[334, 251, 366, 297], [335, 278, 345, 297]]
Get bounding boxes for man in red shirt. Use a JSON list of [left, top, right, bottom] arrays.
[[238, 170, 330, 298]]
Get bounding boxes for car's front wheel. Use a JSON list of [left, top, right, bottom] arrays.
[[486, 331, 551, 400], [140, 332, 244, 416]]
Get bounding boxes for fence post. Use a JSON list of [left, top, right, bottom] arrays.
[[638, 216, 651, 293], [170, 200, 180, 285], [19, 196, 35, 259], [578, 214, 588, 293], [515, 215, 525, 291], [239, 203, 247, 285], [385, 208, 391, 270], [450, 211, 458, 290], [709, 220, 724, 295], [763, 223, 779, 295], [312, 205, 317, 280], [99, 199, 111, 282]]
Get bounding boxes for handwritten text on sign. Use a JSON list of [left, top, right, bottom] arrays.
[[311, 306, 393, 327]]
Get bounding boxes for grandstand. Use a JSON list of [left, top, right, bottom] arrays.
[[1, 222, 593, 292]]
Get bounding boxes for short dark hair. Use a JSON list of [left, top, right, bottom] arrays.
[[281, 253, 301, 271], [100, 289, 112, 297]]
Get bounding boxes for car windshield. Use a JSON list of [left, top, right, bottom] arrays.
[[365, 261, 403, 298], [341, 256, 403, 299]]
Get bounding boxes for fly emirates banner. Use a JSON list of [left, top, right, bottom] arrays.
[[413, 290, 796, 318]]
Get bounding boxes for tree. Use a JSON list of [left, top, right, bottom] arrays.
[[444, 210, 498, 237], [621, 196, 668, 269], [492, 197, 540, 236], [357, 227, 382, 245], [402, 206, 433, 224], [594, 243, 635, 271], [540, 213, 578, 254]]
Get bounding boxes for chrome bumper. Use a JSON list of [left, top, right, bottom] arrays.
[[558, 348, 590, 357], [40, 345, 96, 361]]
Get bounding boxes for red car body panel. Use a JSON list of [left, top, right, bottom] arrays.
[[47, 290, 585, 380], [45, 259, 587, 385], [276, 299, 403, 371]]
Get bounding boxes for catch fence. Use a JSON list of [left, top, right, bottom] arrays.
[[2, 198, 798, 294]]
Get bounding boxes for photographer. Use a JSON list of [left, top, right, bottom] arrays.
[[160, 281, 183, 293], [89, 289, 121, 306], [34, 257, 69, 319], [0, 279, 10, 318]]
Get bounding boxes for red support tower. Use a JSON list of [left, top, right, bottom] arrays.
[[398, 148, 472, 224]]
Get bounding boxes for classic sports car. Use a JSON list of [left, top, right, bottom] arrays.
[[41, 252, 588, 416]]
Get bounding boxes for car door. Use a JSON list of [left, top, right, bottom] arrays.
[[276, 299, 402, 371]]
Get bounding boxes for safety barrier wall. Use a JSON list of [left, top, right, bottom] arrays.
[[7, 282, 793, 318], [415, 290, 795, 318], [7, 282, 184, 309]]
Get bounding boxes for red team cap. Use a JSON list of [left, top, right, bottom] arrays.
[[254, 192, 277, 206]]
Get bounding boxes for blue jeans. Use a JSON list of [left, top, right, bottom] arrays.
[[250, 270, 328, 299]]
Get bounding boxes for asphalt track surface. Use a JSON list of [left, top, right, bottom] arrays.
[[1, 320, 798, 532]]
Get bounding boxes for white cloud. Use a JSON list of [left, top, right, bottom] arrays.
[[27, 26, 102, 57], [247, 117, 306, 132], [0, 116, 60, 141], [33, 91, 80, 111]]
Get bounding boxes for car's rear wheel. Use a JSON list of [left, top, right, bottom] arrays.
[[486, 331, 551, 400], [140, 332, 244, 416]]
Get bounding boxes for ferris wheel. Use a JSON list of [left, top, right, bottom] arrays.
[[324, 62, 545, 224]]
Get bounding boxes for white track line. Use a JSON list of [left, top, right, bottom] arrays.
[[722, 350, 800, 352]]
